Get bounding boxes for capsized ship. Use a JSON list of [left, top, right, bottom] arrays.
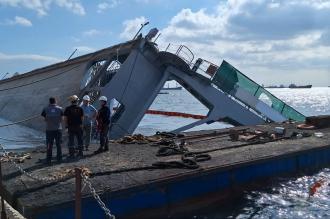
[[0, 37, 305, 138]]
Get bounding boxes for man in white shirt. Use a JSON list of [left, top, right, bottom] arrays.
[[80, 95, 97, 150]]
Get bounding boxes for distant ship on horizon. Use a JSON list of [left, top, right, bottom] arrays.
[[264, 84, 312, 89], [288, 84, 312, 89]]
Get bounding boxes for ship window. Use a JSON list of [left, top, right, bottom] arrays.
[[258, 92, 272, 107]]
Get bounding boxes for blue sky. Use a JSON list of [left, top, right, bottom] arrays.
[[0, 0, 329, 86]]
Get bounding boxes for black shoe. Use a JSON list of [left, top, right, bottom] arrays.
[[45, 159, 52, 165], [94, 148, 103, 154], [104, 147, 109, 152], [68, 153, 75, 159]]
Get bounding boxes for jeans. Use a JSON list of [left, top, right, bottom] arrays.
[[83, 123, 92, 149], [68, 127, 83, 154], [46, 130, 62, 162]]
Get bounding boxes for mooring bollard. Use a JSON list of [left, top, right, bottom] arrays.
[[0, 161, 8, 219], [75, 168, 82, 219]]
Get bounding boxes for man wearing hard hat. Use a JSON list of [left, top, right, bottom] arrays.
[[64, 95, 84, 158], [95, 96, 111, 154], [80, 95, 97, 151]]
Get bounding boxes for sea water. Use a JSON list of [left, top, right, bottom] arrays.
[[0, 87, 329, 218], [136, 87, 330, 134]]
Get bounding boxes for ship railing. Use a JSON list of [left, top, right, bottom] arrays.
[[164, 44, 220, 80], [192, 58, 219, 79], [165, 43, 195, 67]]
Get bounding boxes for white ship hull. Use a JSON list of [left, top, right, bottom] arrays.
[[0, 40, 137, 131]]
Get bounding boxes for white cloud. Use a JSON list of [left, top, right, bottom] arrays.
[[83, 29, 102, 37], [0, 52, 62, 75], [1, 16, 32, 26], [13, 16, 32, 26], [0, 52, 61, 62], [135, 0, 151, 3], [97, 0, 120, 13], [71, 36, 81, 42], [158, 0, 330, 86], [135, 0, 162, 3], [0, 0, 85, 16], [55, 0, 85, 15], [120, 16, 147, 39], [73, 46, 95, 53]]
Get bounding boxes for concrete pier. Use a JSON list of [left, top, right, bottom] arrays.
[[1, 122, 329, 219]]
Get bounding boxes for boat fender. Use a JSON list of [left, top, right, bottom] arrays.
[[309, 179, 325, 196]]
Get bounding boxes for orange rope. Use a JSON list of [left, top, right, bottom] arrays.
[[146, 110, 206, 120], [113, 107, 206, 119]]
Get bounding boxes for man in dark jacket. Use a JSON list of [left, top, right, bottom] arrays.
[[64, 95, 84, 158], [95, 96, 110, 154], [41, 97, 63, 164]]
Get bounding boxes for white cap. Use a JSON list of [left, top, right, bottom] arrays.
[[99, 96, 107, 102], [82, 95, 90, 101]]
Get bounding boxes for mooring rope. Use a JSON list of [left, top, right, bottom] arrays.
[[0, 115, 40, 128], [0, 136, 44, 143]]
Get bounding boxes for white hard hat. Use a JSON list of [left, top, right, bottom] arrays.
[[68, 95, 79, 102], [99, 96, 107, 102], [82, 95, 90, 101]]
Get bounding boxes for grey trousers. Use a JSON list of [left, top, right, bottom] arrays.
[[83, 123, 92, 148]]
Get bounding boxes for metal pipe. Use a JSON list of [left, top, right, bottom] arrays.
[[153, 33, 161, 43], [175, 45, 182, 56], [0, 162, 7, 219], [75, 168, 82, 219], [133, 21, 149, 40], [67, 49, 78, 60], [165, 43, 171, 51]]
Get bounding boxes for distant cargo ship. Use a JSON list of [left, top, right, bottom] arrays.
[[288, 84, 312, 88], [264, 85, 285, 88], [161, 86, 182, 90]]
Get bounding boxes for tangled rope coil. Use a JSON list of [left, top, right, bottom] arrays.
[[0, 144, 77, 182]]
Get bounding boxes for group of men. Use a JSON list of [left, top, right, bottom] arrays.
[[41, 94, 111, 164]]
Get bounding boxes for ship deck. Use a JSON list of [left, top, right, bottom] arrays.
[[1, 122, 330, 218]]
